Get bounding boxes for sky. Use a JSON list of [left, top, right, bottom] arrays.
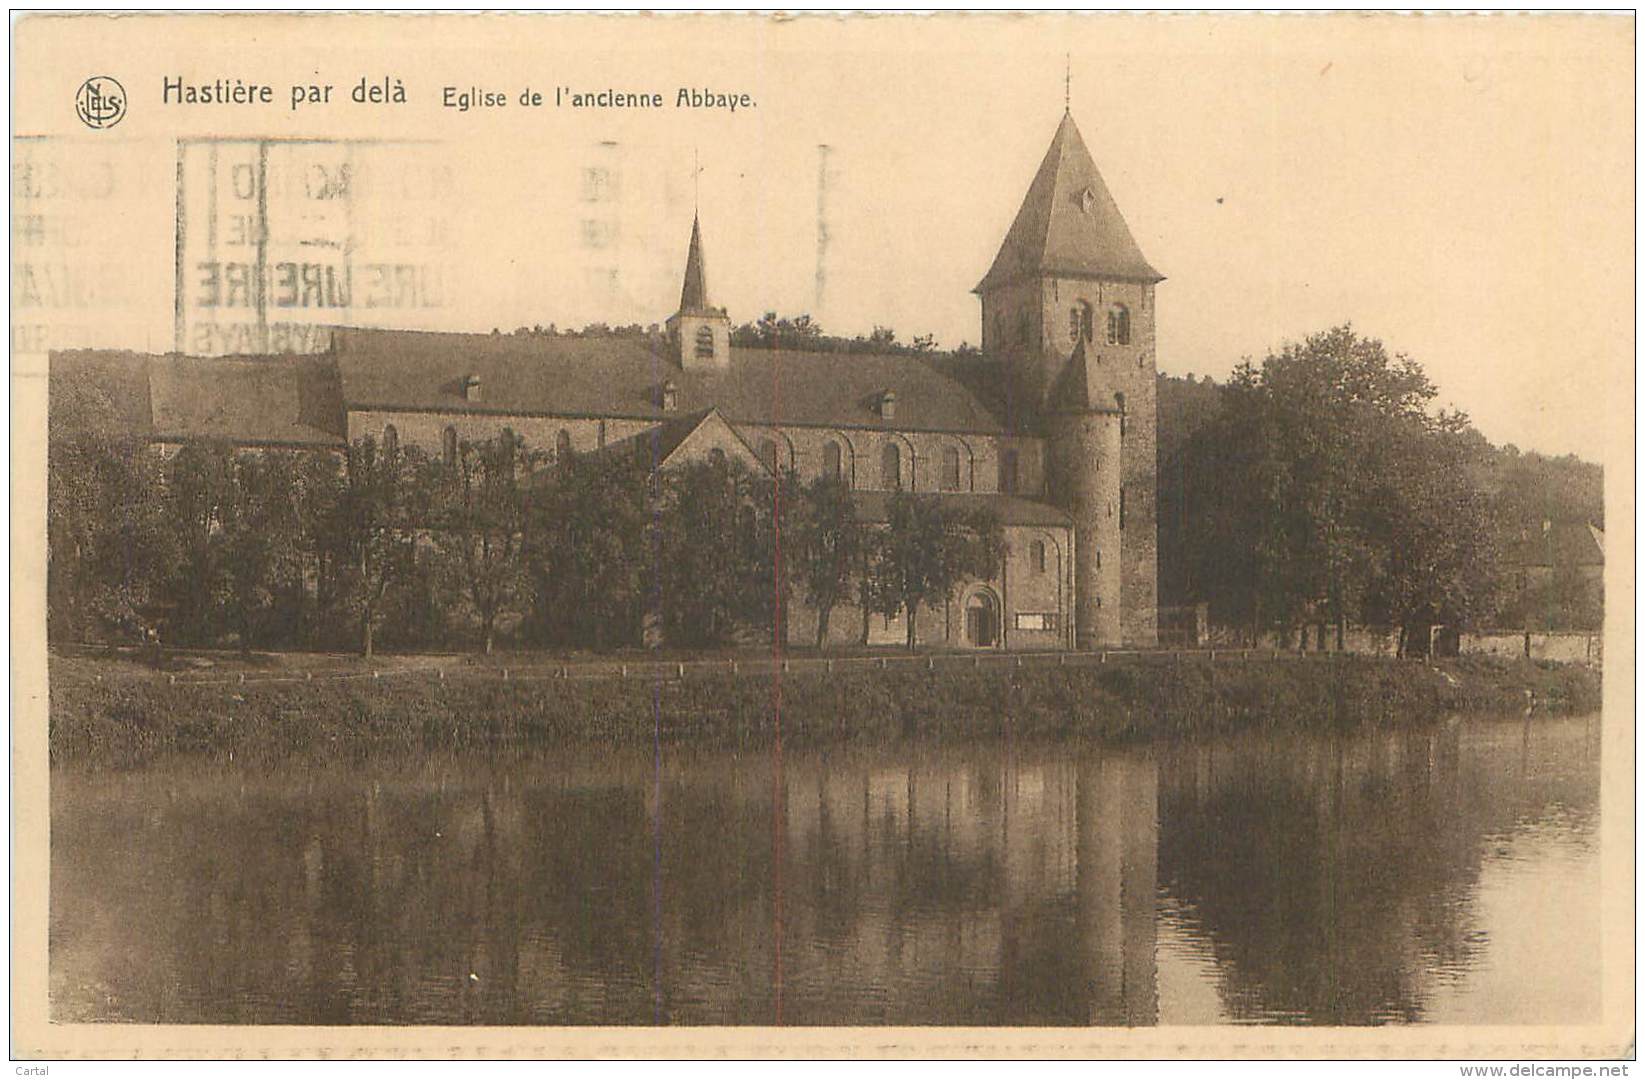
[[13, 13, 1634, 462]]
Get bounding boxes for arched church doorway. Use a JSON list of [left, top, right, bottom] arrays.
[[964, 589, 1000, 649]]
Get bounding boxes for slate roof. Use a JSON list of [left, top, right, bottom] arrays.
[[976, 111, 1162, 291], [330, 327, 1009, 434], [49, 351, 155, 435], [150, 355, 345, 446], [646, 407, 716, 464], [600, 406, 772, 473], [676, 214, 720, 316], [850, 490, 1071, 528], [48, 348, 1066, 526], [50, 350, 345, 447]]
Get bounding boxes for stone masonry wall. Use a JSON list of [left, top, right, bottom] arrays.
[[1039, 277, 1158, 645]]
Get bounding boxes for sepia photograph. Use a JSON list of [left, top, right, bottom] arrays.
[[9, 10, 1635, 1061]]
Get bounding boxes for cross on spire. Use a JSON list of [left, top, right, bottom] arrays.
[[693, 147, 702, 211], [1064, 53, 1071, 112]]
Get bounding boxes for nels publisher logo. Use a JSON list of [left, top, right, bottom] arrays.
[[75, 75, 126, 129]]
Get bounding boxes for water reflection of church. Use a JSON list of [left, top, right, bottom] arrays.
[[50, 719, 1599, 1026], [750, 752, 1160, 1026]]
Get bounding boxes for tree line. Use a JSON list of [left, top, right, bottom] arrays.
[[1159, 325, 1601, 650], [492, 312, 970, 358], [47, 384, 1005, 656]]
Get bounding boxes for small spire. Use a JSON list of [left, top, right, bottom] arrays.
[[1049, 333, 1094, 412], [678, 213, 710, 314]]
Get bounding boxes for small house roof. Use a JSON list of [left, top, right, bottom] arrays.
[[1512, 522, 1605, 568], [50, 350, 345, 447]]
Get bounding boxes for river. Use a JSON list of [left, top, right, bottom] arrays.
[[50, 713, 1601, 1026]]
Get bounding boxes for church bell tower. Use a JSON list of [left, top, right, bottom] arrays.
[[976, 109, 1162, 646], [666, 213, 731, 371]]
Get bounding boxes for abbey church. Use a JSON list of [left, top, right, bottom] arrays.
[[53, 108, 1161, 650]]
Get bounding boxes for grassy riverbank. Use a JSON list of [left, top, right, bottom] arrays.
[[47, 650, 1602, 765]]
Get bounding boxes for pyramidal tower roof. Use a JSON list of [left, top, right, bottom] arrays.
[[1048, 333, 1095, 411], [976, 111, 1162, 292], [677, 213, 716, 315]]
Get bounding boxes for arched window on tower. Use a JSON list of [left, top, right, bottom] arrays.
[[1032, 539, 1046, 574], [694, 325, 715, 359], [442, 426, 458, 466], [1106, 303, 1131, 346], [822, 440, 843, 482], [941, 446, 961, 491], [1070, 301, 1093, 343], [880, 443, 901, 490]]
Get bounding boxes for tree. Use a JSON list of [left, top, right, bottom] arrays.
[[650, 457, 793, 647], [46, 377, 176, 644], [217, 450, 308, 653], [1179, 374, 1297, 641], [292, 450, 349, 648], [526, 451, 653, 650], [1357, 412, 1503, 653], [1180, 325, 1501, 650], [791, 475, 863, 649], [868, 493, 1006, 650], [1157, 372, 1229, 607], [165, 443, 237, 644], [653, 459, 747, 646], [746, 467, 803, 647], [1531, 563, 1603, 632], [337, 435, 424, 658], [729, 312, 985, 360], [732, 311, 826, 349], [428, 432, 539, 654]]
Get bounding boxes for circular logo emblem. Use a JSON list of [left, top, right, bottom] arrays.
[[75, 76, 126, 130]]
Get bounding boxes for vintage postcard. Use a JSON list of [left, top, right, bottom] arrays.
[[10, 11, 1635, 1061]]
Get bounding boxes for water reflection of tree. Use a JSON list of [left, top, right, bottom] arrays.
[[54, 745, 1169, 1026], [55, 722, 1597, 1029], [1156, 720, 1599, 1024]]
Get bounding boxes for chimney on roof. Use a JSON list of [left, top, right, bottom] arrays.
[[661, 379, 679, 412], [879, 389, 898, 421]]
